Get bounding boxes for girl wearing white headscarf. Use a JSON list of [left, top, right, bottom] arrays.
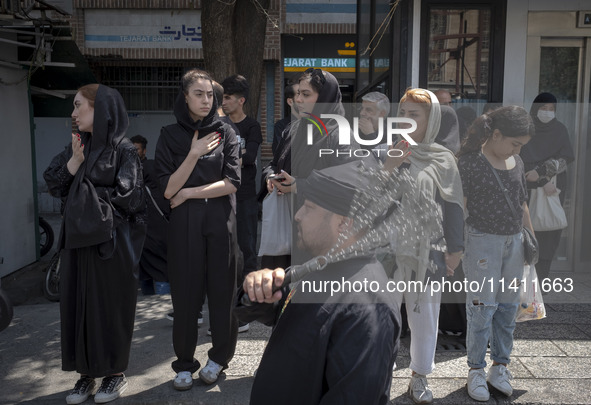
[[387, 88, 464, 404]]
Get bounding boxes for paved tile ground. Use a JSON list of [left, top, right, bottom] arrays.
[[1, 213, 590, 404], [1, 294, 590, 404]]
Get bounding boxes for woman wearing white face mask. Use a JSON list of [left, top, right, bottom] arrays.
[[520, 92, 575, 281]]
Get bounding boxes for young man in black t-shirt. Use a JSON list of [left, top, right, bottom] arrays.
[[221, 75, 263, 333], [272, 77, 301, 158], [130, 135, 170, 296]]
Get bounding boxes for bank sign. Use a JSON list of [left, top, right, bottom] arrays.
[[284, 58, 355, 72], [85, 10, 202, 49]]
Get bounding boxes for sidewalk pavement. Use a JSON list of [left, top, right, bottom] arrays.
[[1, 242, 590, 404]]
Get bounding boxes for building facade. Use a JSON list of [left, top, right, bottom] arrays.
[[357, 0, 591, 273], [31, 1, 361, 212], [2, 0, 590, 275]]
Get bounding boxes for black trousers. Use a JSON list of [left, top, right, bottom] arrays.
[[535, 229, 562, 281], [168, 197, 238, 373], [236, 196, 259, 276]]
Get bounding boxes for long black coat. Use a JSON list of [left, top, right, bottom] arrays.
[[44, 85, 146, 377]]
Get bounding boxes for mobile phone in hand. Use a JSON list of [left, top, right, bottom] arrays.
[[268, 173, 286, 182]]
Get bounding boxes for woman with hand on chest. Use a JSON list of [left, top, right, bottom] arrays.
[[155, 69, 241, 390], [44, 84, 147, 404]]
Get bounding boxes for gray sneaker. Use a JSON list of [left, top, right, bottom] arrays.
[[66, 376, 96, 405], [173, 371, 193, 391], [408, 373, 433, 404], [238, 322, 250, 333], [487, 364, 513, 396], [94, 374, 128, 403], [467, 368, 490, 402], [199, 359, 223, 384]]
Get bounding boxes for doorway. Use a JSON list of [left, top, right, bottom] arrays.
[[525, 33, 591, 272]]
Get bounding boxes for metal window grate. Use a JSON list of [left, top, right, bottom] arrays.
[[428, 8, 491, 100], [91, 64, 204, 111]]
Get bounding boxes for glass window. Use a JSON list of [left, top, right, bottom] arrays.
[[371, 0, 392, 78], [540, 46, 579, 102], [539, 45, 580, 263], [427, 7, 491, 101], [582, 74, 591, 264], [357, 0, 372, 90]]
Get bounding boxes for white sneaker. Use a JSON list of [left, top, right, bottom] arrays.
[[467, 368, 490, 402], [408, 373, 433, 404], [94, 374, 128, 404], [173, 371, 193, 391], [66, 376, 96, 405], [487, 364, 513, 396], [199, 359, 223, 384]]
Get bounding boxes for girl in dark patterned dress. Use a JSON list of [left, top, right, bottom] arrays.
[[457, 106, 535, 402]]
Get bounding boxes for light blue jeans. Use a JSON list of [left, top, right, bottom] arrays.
[[464, 225, 524, 369]]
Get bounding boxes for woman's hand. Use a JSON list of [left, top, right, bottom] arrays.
[[543, 181, 558, 196], [274, 170, 296, 195], [383, 140, 411, 172], [67, 133, 85, 175], [525, 170, 540, 182], [170, 188, 188, 209], [190, 131, 221, 158], [71, 133, 85, 163], [266, 177, 275, 193], [445, 251, 463, 276]]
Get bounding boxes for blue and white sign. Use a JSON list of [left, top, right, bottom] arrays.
[[85, 10, 202, 49], [286, 0, 356, 24], [284, 57, 355, 72]]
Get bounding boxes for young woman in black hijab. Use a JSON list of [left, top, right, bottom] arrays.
[[269, 68, 362, 265], [272, 69, 365, 206], [44, 84, 147, 404], [520, 92, 575, 280], [155, 69, 241, 390], [289, 68, 357, 179]]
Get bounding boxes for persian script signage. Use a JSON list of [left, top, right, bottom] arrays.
[[85, 10, 202, 49]]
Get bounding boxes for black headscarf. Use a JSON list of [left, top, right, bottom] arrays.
[[520, 92, 575, 165], [165, 88, 225, 156], [63, 85, 130, 249], [290, 69, 348, 178], [434, 105, 461, 154]]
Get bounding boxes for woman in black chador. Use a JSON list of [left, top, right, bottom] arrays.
[[44, 84, 147, 404], [155, 69, 241, 390], [520, 92, 575, 280]]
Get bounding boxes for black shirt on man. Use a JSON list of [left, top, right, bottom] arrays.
[[234, 116, 262, 201]]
